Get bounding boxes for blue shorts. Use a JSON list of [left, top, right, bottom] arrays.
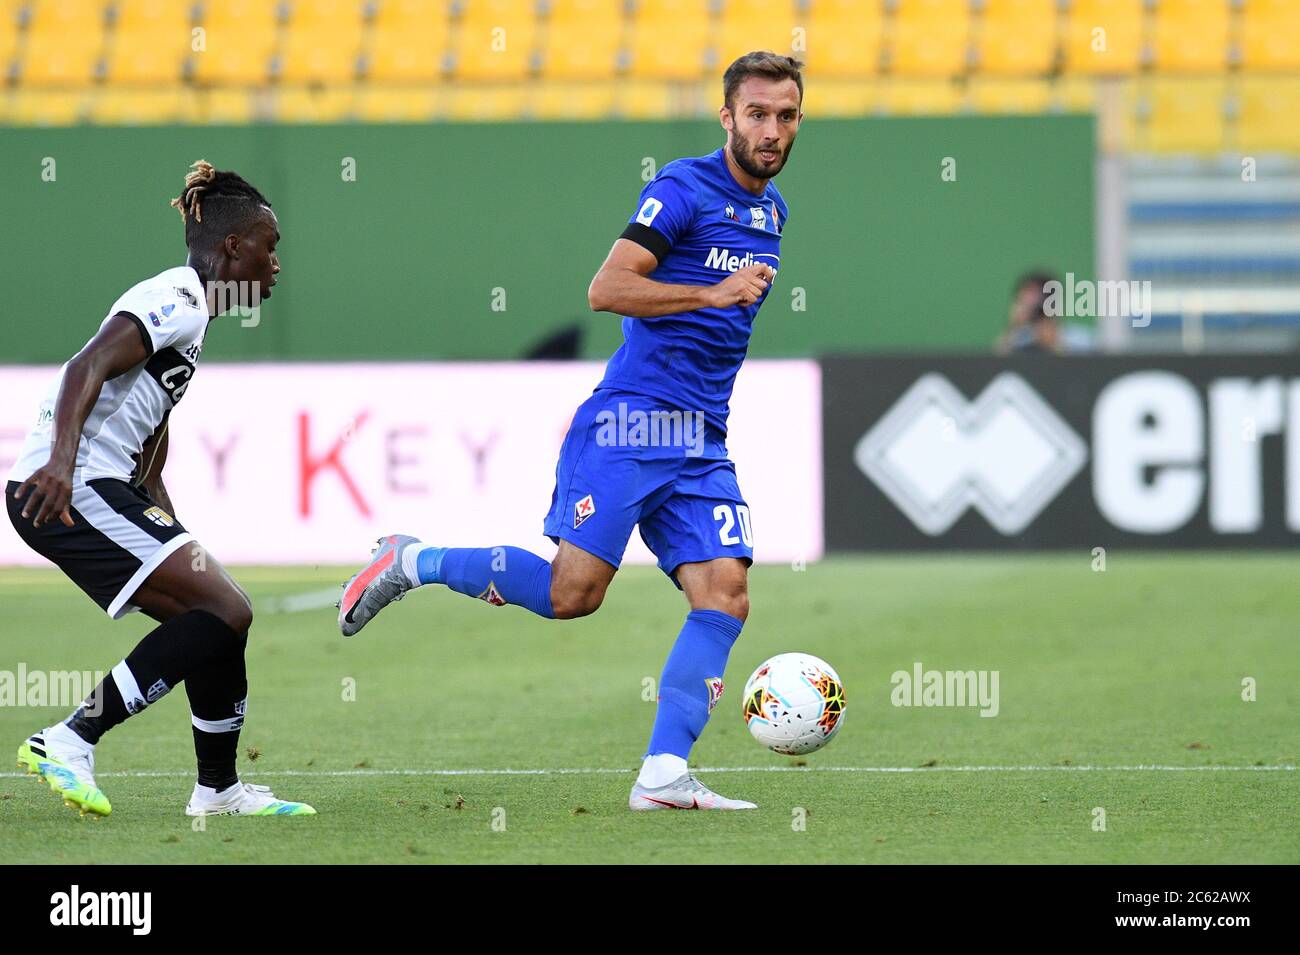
[[543, 389, 754, 586]]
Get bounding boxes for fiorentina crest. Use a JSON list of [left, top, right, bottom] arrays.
[[573, 493, 596, 529], [705, 677, 724, 712], [476, 580, 507, 606]]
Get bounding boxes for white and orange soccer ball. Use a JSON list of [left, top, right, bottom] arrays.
[[741, 653, 846, 756]]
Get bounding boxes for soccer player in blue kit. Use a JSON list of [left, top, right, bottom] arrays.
[[339, 52, 803, 810]]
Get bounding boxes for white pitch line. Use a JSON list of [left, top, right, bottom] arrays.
[[1, 764, 1295, 780], [261, 587, 346, 614]]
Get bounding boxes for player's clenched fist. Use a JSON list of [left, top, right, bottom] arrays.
[[707, 264, 775, 308]]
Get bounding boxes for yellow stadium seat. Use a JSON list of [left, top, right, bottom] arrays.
[[1142, 78, 1226, 154], [26, 0, 104, 35], [278, 19, 364, 83], [275, 85, 357, 121], [1, 11, 22, 75], [1240, 0, 1300, 72], [440, 83, 530, 120], [627, 16, 709, 79], [1150, 0, 1228, 74], [105, 1, 192, 85], [286, 0, 367, 31], [802, 3, 884, 77], [802, 79, 874, 116], [890, 0, 972, 77], [539, 17, 621, 79], [197, 87, 257, 123], [113, 0, 190, 33], [453, 0, 538, 80], [19, 29, 103, 85], [104, 30, 190, 84], [192, 0, 279, 84], [191, 27, 276, 83], [1236, 77, 1300, 153], [88, 87, 190, 124], [366, 29, 444, 81], [968, 78, 1054, 113], [1053, 75, 1099, 112], [7, 89, 86, 124], [976, 0, 1057, 76], [532, 81, 618, 118], [616, 79, 673, 117], [355, 86, 440, 122], [546, 0, 622, 22], [371, 0, 452, 34], [634, 0, 709, 27], [715, 1, 799, 68], [1063, 0, 1142, 75], [878, 78, 962, 114], [200, 0, 279, 34]]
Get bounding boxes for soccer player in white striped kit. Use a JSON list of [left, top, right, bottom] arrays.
[[6, 161, 313, 818]]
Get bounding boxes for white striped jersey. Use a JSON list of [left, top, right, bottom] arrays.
[[8, 266, 210, 485]]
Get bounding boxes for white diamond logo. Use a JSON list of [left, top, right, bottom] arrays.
[[855, 373, 1087, 535]]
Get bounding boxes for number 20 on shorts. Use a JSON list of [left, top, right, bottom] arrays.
[[714, 504, 753, 547]]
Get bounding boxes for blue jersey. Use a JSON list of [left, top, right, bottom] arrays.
[[596, 147, 788, 434]]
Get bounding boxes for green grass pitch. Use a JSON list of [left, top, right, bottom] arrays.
[[0, 554, 1295, 864]]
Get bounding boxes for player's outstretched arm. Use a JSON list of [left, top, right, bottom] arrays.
[[588, 239, 773, 318], [12, 313, 150, 527]]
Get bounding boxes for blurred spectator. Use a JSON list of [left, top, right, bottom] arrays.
[[997, 270, 1098, 355], [996, 271, 1062, 355]]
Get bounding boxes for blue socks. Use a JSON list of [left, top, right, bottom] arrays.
[[415, 545, 554, 619], [646, 609, 744, 759]]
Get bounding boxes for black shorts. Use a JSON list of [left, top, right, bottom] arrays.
[[6, 478, 193, 619]]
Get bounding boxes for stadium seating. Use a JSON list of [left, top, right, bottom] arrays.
[[976, 0, 1057, 76], [1240, 0, 1300, 72], [1236, 76, 1300, 153], [1062, 0, 1144, 76], [104, 0, 190, 86], [451, 0, 538, 81], [279, 1, 366, 84], [0, 0, 1293, 160], [802, 0, 884, 77], [889, 0, 972, 78], [1142, 76, 1227, 154]]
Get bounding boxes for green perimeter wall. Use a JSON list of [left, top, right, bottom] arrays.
[[0, 116, 1094, 363]]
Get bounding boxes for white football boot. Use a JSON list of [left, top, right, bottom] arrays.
[[629, 773, 758, 811], [17, 723, 111, 817], [185, 781, 316, 817]]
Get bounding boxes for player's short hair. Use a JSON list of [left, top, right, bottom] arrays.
[[722, 51, 804, 111], [169, 159, 273, 250]]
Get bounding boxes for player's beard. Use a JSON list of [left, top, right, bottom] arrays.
[[730, 129, 794, 181]]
